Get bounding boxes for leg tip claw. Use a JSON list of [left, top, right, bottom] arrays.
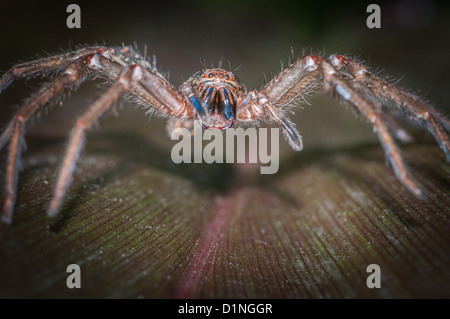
[[47, 208, 59, 219], [1, 214, 12, 225]]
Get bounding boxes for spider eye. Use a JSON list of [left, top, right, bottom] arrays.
[[208, 73, 214, 78], [224, 74, 230, 80]]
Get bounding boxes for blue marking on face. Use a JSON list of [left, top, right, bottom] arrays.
[[221, 89, 235, 120], [202, 87, 215, 110], [189, 95, 205, 116]]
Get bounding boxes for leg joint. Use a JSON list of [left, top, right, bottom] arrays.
[[62, 66, 80, 79], [367, 112, 379, 124], [75, 119, 88, 129], [304, 55, 321, 71], [418, 111, 430, 120], [13, 113, 25, 124], [95, 48, 114, 59], [354, 68, 368, 79], [329, 54, 345, 69]]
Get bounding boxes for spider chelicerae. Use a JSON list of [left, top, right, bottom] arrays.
[[0, 45, 449, 224]]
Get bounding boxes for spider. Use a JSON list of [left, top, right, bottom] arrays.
[[0, 45, 449, 224]]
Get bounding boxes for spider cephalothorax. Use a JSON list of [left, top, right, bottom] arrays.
[[0, 45, 449, 224], [180, 68, 247, 130]]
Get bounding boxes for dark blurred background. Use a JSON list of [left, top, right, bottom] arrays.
[[0, 0, 449, 152]]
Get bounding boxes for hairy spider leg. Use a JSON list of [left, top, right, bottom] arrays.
[[243, 54, 432, 197], [318, 57, 423, 197], [47, 65, 142, 216], [1, 61, 85, 223], [1, 47, 199, 222], [0, 47, 109, 94], [330, 55, 450, 161], [382, 114, 415, 144], [47, 54, 195, 217], [237, 56, 325, 150], [88, 52, 194, 120], [0, 48, 122, 152], [0, 45, 194, 120]]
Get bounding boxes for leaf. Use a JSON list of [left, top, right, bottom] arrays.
[[0, 99, 449, 299]]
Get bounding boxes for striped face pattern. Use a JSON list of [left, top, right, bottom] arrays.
[[186, 68, 247, 129]]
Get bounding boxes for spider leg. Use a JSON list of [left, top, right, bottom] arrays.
[[85, 53, 196, 120], [1, 118, 24, 224], [0, 46, 108, 93], [383, 112, 415, 144], [317, 61, 415, 144], [45, 53, 196, 216], [330, 55, 450, 160], [1, 45, 197, 123], [318, 57, 424, 197], [2, 47, 197, 222], [165, 120, 196, 136], [247, 53, 441, 196], [1, 62, 85, 224], [0, 47, 129, 153], [47, 65, 141, 217], [236, 56, 323, 149]]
